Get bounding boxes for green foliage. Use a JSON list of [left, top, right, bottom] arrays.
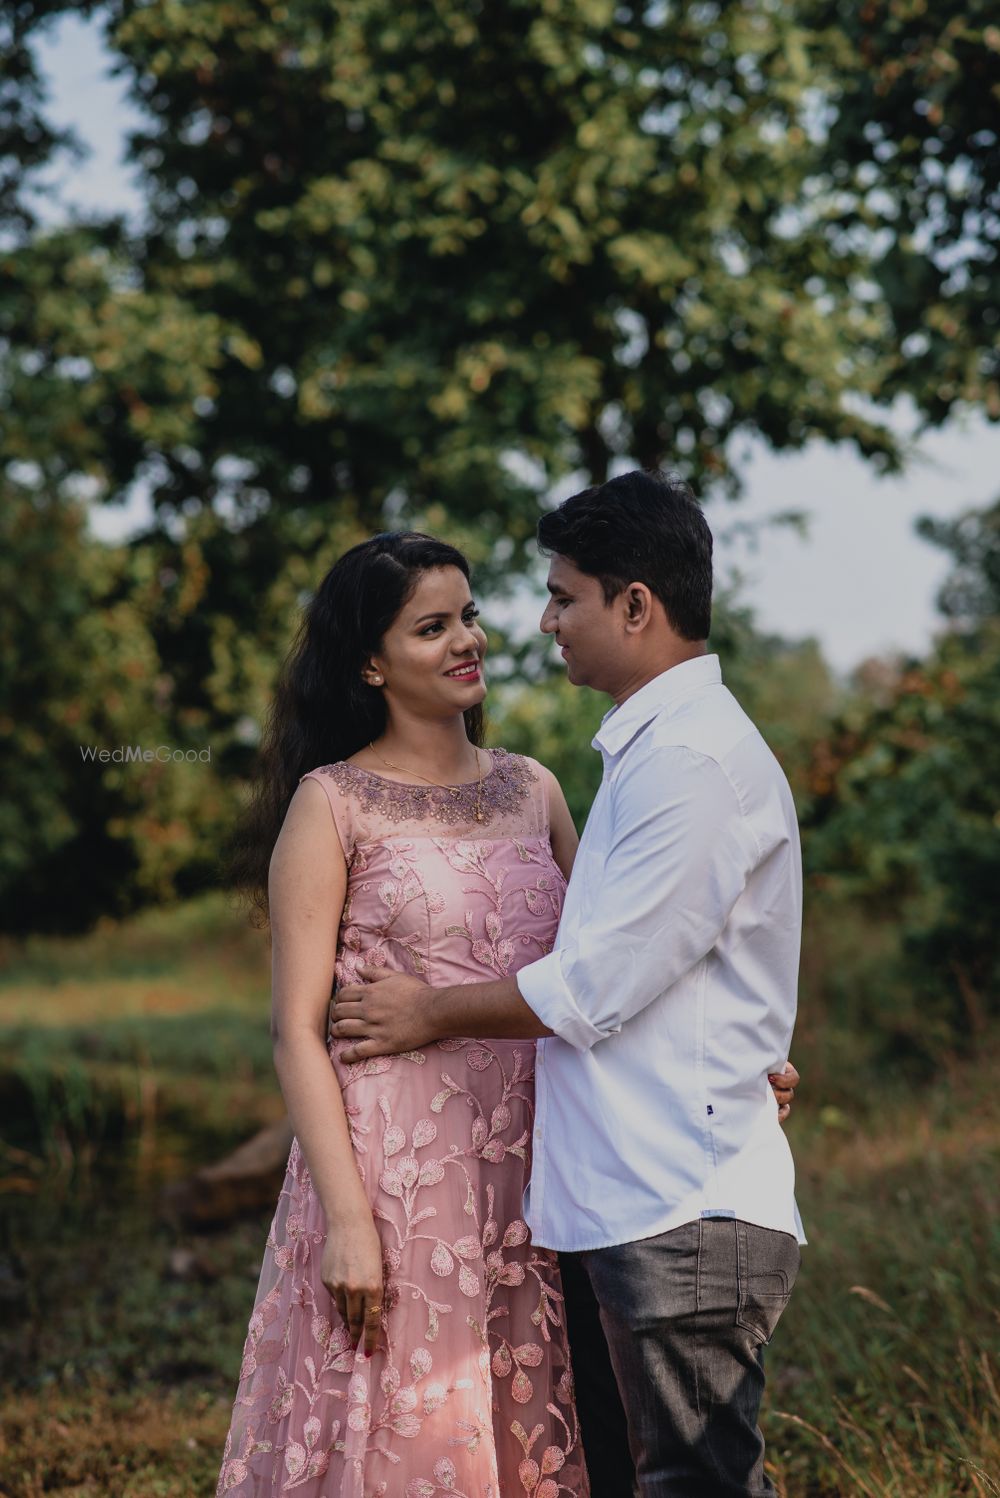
[[491, 668, 607, 830], [1, 222, 229, 486], [0, 485, 242, 931], [818, 0, 1000, 423], [709, 595, 840, 802], [802, 501, 1000, 1052], [918, 501, 1000, 627], [2, 0, 995, 946], [0, 2, 92, 236], [4, 0, 902, 552]]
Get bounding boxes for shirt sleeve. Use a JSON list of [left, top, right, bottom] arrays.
[[516, 745, 758, 1051]]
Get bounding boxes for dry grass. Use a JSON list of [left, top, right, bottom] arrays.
[[0, 1385, 232, 1497], [763, 1037, 1000, 1496], [1, 894, 998, 1496], [0, 892, 269, 1027]]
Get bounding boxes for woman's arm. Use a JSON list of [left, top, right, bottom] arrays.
[[269, 778, 382, 1352], [542, 766, 579, 880]]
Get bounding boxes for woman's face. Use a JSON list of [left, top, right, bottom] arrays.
[[366, 566, 488, 721]]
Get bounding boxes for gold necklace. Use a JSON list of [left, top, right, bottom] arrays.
[[368, 742, 487, 822]]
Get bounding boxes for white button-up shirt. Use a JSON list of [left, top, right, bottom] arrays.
[[517, 654, 805, 1251]]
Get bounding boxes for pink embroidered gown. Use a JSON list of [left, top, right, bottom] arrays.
[[217, 750, 590, 1498]]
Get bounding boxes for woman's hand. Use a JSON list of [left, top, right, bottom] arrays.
[[321, 1209, 384, 1356]]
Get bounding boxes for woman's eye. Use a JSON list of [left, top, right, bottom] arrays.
[[421, 609, 479, 636]]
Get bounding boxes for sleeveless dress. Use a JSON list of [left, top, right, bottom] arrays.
[[217, 750, 590, 1498]]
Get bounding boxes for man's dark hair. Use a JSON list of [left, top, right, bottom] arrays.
[[536, 469, 713, 640]]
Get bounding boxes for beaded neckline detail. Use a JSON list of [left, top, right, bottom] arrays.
[[314, 749, 536, 828]]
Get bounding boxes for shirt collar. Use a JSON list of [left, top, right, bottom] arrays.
[[593, 654, 722, 758]]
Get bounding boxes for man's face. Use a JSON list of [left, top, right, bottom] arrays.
[[539, 554, 624, 693]]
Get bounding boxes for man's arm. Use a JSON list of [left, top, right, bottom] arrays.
[[333, 746, 752, 1059], [332, 761, 579, 1061], [515, 745, 757, 1049], [333, 973, 799, 1120], [332, 969, 552, 1063]]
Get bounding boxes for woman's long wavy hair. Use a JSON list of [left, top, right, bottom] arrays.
[[227, 532, 485, 927]]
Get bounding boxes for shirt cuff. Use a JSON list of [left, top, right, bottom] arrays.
[[516, 951, 609, 1052]]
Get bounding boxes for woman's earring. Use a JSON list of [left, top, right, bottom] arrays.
[[368, 674, 383, 686]]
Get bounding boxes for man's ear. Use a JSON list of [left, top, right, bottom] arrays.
[[623, 583, 655, 633]]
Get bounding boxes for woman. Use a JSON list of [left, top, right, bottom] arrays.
[[218, 532, 589, 1497]]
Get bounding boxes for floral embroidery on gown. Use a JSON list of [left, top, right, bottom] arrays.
[[217, 750, 590, 1498]]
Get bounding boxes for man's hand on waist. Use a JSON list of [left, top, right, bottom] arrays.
[[331, 967, 440, 1062], [331, 968, 550, 1061]]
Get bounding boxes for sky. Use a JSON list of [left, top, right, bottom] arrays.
[[32, 14, 1000, 675]]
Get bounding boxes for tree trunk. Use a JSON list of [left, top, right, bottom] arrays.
[[161, 1115, 295, 1226]]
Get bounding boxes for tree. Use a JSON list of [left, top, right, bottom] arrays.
[[918, 502, 1000, 628], [0, 1, 90, 237], [0, 479, 238, 931], [819, 1, 1000, 423], [5, 0, 901, 552], [803, 499, 1000, 1052], [8, 0, 993, 930]]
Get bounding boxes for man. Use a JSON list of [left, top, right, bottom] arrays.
[[333, 469, 805, 1497]]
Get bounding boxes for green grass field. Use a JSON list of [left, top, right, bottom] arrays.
[[1, 895, 998, 1496]]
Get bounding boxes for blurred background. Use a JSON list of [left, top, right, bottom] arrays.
[[1, 3, 998, 1494]]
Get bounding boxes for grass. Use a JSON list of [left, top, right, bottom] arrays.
[[0, 891, 269, 1022], [768, 1052, 1000, 1496], [1, 893, 998, 1496], [0, 893, 280, 1186], [0, 1385, 234, 1498]]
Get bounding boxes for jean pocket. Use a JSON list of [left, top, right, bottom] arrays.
[[735, 1222, 799, 1345]]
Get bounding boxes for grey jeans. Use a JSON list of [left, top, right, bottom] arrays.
[[561, 1218, 800, 1497]]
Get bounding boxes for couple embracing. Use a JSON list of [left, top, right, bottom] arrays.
[[218, 469, 805, 1498]]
